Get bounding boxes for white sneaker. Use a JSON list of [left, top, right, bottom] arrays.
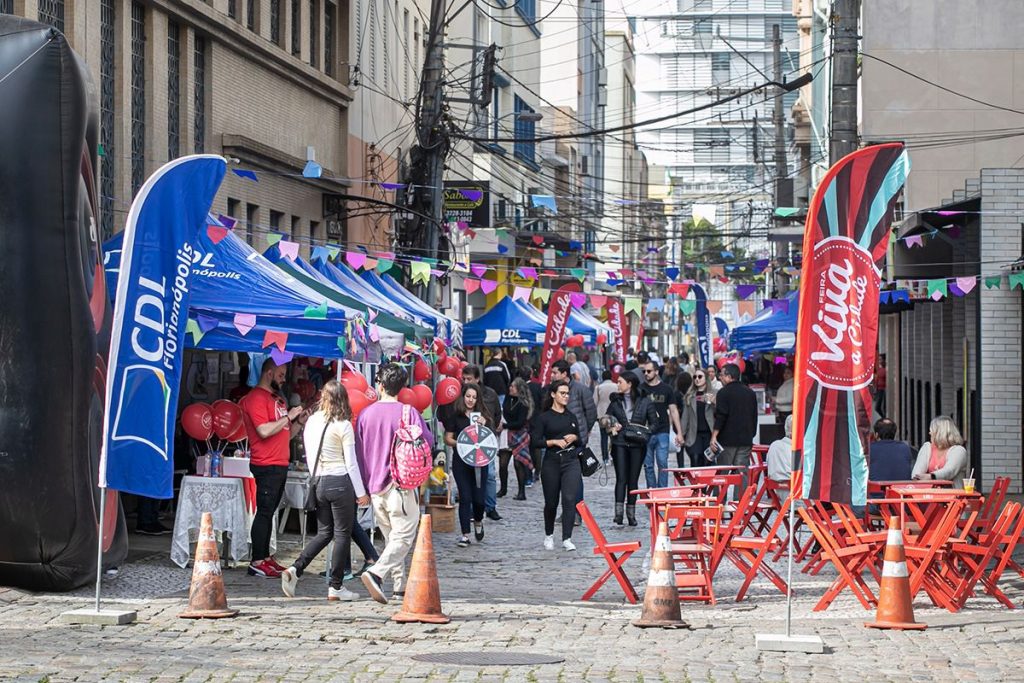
[[544, 535, 554, 550], [562, 539, 577, 552], [281, 566, 299, 598], [328, 586, 359, 602]]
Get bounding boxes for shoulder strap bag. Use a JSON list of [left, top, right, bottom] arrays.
[[303, 420, 331, 512]]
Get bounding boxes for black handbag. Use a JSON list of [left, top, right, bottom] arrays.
[[303, 421, 330, 512], [623, 423, 652, 445], [577, 446, 601, 477]]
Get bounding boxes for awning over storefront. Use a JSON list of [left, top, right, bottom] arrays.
[[463, 296, 548, 346], [730, 292, 799, 353]]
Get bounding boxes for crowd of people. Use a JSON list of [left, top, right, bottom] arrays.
[[230, 343, 967, 603]]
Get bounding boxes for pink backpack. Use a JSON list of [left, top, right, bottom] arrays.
[[389, 404, 432, 489]]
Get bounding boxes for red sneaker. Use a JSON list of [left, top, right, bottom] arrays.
[[266, 557, 288, 572], [248, 559, 281, 578]]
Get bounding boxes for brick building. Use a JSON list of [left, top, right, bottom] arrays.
[[3, 0, 353, 253]]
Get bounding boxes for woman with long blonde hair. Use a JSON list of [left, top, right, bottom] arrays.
[[912, 416, 969, 487], [281, 380, 371, 601]]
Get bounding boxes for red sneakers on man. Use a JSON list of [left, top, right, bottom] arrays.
[[266, 557, 288, 572], [248, 559, 282, 578]]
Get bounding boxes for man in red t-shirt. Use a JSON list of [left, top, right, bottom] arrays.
[[239, 358, 304, 578]]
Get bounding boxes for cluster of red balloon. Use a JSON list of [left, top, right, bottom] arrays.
[[715, 352, 746, 373], [181, 399, 245, 444], [566, 334, 585, 348]]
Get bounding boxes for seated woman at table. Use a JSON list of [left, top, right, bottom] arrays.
[[443, 384, 495, 548], [912, 416, 969, 487], [605, 373, 658, 527], [281, 380, 370, 602]]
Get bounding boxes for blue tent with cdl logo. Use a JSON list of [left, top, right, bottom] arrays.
[[729, 291, 799, 353], [463, 296, 548, 346], [101, 226, 375, 358]]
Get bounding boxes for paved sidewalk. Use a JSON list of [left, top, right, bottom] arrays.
[[3, 461, 1024, 682]]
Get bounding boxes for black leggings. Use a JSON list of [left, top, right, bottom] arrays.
[[452, 457, 486, 535], [688, 432, 712, 468], [612, 443, 646, 505], [542, 450, 581, 540], [293, 475, 355, 590]]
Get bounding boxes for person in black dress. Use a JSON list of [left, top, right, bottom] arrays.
[[530, 380, 581, 551], [443, 385, 494, 547], [605, 374, 657, 526]]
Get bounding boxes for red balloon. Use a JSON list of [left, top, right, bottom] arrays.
[[596, 333, 607, 345], [439, 356, 460, 377], [397, 387, 416, 406], [226, 421, 247, 443], [340, 370, 369, 393], [436, 377, 462, 405], [211, 399, 244, 440], [567, 334, 584, 348], [432, 338, 447, 356], [181, 403, 213, 441], [349, 387, 377, 419], [411, 384, 433, 412], [413, 359, 431, 382]]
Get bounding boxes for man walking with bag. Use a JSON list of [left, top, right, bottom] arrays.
[[356, 363, 434, 604]]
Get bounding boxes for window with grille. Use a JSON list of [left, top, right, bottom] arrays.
[[271, 0, 281, 44], [1, 0, 14, 14], [167, 22, 181, 160], [413, 19, 419, 84], [270, 210, 284, 232], [38, 0, 64, 32], [246, 204, 259, 243], [130, 1, 146, 197], [310, 0, 319, 68], [325, 1, 336, 76], [355, 0, 362, 57], [228, 0, 237, 20], [247, 0, 256, 30], [291, 0, 301, 56], [382, 0, 388, 88], [513, 95, 536, 167], [194, 35, 207, 153], [99, 0, 116, 239], [402, 9, 409, 98], [368, 1, 376, 80]]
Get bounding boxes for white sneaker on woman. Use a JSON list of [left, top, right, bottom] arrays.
[[544, 535, 554, 550], [562, 539, 576, 552], [280, 567, 298, 598], [328, 586, 359, 602]]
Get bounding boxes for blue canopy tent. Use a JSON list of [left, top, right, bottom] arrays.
[[102, 230, 366, 358], [729, 292, 799, 353], [567, 307, 612, 345], [463, 296, 548, 346], [361, 269, 459, 343], [262, 246, 429, 341], [312, 258, 433, 332]]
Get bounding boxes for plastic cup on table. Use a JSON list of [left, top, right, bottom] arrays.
[[963, 478, 976, 494]]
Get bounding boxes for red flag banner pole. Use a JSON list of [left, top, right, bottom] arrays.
[[791, 143, 910, 506], [607, 298, 627, 364], [538, 285, 576, 386]]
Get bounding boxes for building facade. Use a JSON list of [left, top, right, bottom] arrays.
[[2, 1, 353, 255]]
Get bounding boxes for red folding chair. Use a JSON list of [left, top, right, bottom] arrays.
[[947, 501, 1022, 610], [723, 483, 791, 601], [797, 501, 879, 611], [576, 502, 641, 604], [667, 504, 724, 604]]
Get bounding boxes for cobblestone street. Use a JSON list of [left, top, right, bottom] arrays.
[[3, 465, 1024, 683]]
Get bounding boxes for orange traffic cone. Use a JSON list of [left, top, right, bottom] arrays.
[[179, 512, 239, 619], [865, 516, 925, 631], [633, 521, 688, 629], [392, 514, 451, 624]]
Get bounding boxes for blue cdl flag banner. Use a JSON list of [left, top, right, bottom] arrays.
[[100, 155, 227, 498], [691, 283, 712, 368]]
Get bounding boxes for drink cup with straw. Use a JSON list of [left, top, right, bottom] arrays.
[[963, 468, 975, 494]]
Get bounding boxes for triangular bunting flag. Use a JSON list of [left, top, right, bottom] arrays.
[[532, 288, 550, 303], [985, 275, 1002, 289], [480, 279, 498, 294], [465, 278, 481, 294], [679, 299, 696, 316], [376, 258, 394, 274], [266, 232, 284, 247], [278, 240, 299, 260], [570, 268, 587, 282], [590, 294, 607, 309], [623, 297, 642, 316], [1010, 272, 1024, 290], [346, 251, 367, 270], [304, 301, 328, 319], [927, 279, 948, 300], [207, 225, 230, 243], [185, 318, 204, 345], [706, 300, 723, 315], [513, 286, 532, 302], [233, 313, 256, 336], [410, 261, 431, 285]]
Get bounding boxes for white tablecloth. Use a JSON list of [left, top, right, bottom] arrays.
[[171, 475, 275, 567]]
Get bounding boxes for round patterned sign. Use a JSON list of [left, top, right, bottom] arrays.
[[456, 423, 499, 467]]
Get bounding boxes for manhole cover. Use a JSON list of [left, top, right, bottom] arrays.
[[412, 651, 564, 666]]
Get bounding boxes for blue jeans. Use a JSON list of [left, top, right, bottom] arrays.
[[485, 458, 497, 511], [644, 432, 670, 488]]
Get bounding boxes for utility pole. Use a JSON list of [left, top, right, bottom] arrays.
[[406, 0, 449, 306], [830, 0, 860, 163], [771, 23, 790, 209]]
